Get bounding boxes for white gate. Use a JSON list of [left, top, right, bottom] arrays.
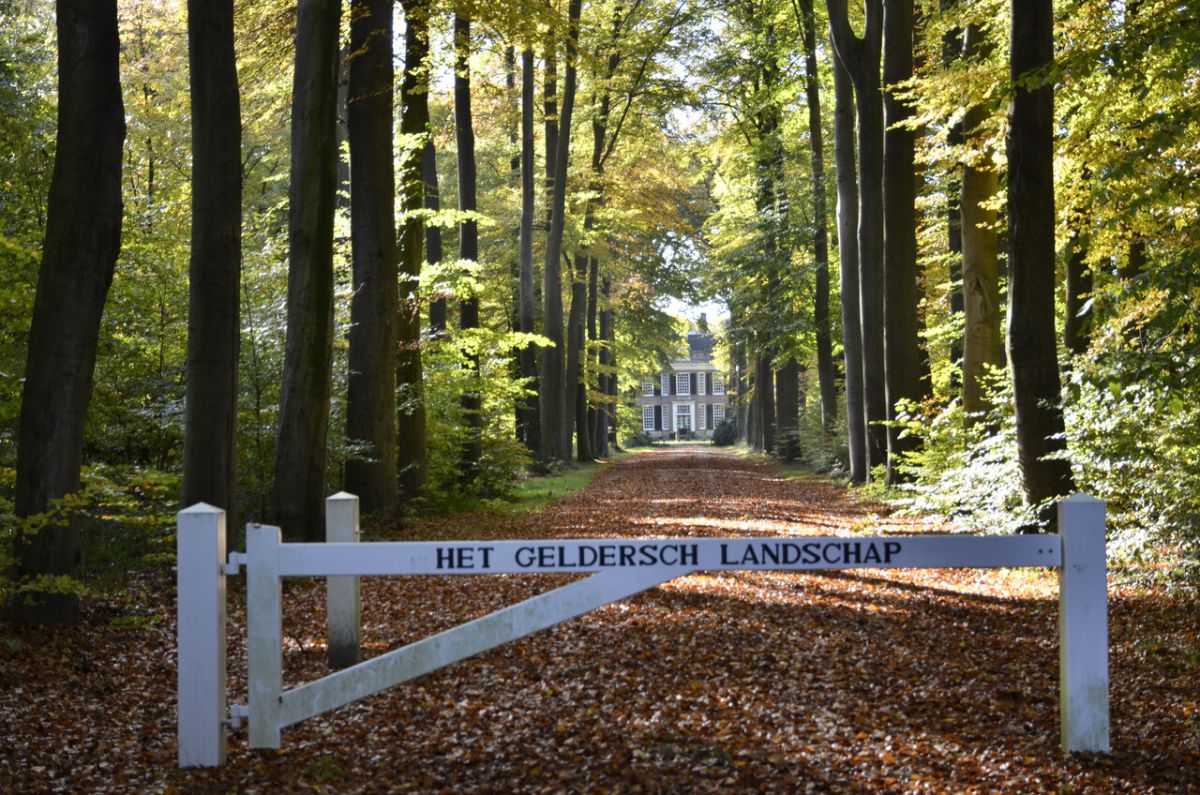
[[176, 493, 1109, 767]]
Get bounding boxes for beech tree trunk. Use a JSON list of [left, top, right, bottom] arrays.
[[595, 276, 613, 456], [960, 25, 1003, 421], [182, 0, 240, 517], [423, 141, 446, 336], [799, 0, 837, 437], [831, 36, 867, 482], [1007, 0, 1075, 520], [567, 255, 592, 461], [9, 0, 125, 625], [539, 0, 583, 462], [396, 0, 430, 497], [828, 0, 887, 472], [1063, 223, 1092, 357], [455, 13, 482, 479], [518, 48, 541, 455], [882, 0, 924, 482], [273, 0, 340, 542], [344, 0, 397, 512]]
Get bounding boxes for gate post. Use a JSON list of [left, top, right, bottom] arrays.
[[1058, 494, 1110, 753], [326, 492, 361, 668], [247, 523, 283, 749], [176, 503, 227, 767]]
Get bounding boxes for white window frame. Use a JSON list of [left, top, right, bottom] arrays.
[[714, 405, 725, 424], [663, 403, 672, 432], [712, 375, 725, 395], [642, 379, 654, 396], [675, 372, 690, 397], [675, 402, 693, 431], [697, 372, 706, 395], [642, 405, 655, 431], [661, 373, 671, 395], [697, 402, 707, 430]]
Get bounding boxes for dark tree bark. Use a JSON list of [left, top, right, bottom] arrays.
[[1063, 222, 1092, 357], [182, 0, 240, 517], [828, 0, 887, 472], [831, 36, 867, 482], [344, 0, 397, 513], [423, 141, 446, 336], [396, 0, 430, 497], [539, 0, 583, 463], [941, 0, 964, 382], [798, 0, 837, 437], [960, 23, 1003, 421], [543, 15, 559, 229], [595, 276, 613, 456], [273, 0, 340, 542], [882, 0, 924, 482], [9, 0, 125, 624], [1007, 0, 1075, 519], [518, 48, 541, 455], [455, 13, 482, 478], [567, 254, 592, 461]]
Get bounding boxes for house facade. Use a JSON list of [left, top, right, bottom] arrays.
[[635, 329, 733, 440]]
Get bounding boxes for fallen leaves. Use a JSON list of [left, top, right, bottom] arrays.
[[1, 448, 1198, 792]]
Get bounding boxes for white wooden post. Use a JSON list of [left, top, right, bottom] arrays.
[[247, 523, 283, 749], [326, 492, 361, 668], [176, 503, 227, 767], [1058, 494, 1110, 753]]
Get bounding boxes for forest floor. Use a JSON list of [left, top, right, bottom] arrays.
[[2, 447, 1199, 793]]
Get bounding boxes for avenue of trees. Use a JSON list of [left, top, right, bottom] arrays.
[[1, 0, 1197, 623]]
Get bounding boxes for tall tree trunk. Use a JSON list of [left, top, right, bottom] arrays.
[[828, 0, 886, 473], [455, 13, 482, 478], [396, 0, 429, 497], [539, 0, 582, 462], [941, 0, 964, 384], [183, 0, 241, 517], [799, 0, 836, 437], [423, 141, 446, 336], [882, 0, 923, 482], [960, 24, 1003, 421], [9, 0, 125, 624], [1063, 222, 1092, 357], [518, 48, 541, 455], [568, 255, 592, 461], [344, 0, 397, 513], [831, 37, 867, 482], [596, 276, 613, 456], [1007, 0, 1075, 521], [273, 0, 340, 542]]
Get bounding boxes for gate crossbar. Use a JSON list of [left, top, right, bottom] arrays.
[[176, 494, 1109, 768]]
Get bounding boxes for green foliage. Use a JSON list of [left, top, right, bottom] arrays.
[[711, 418, 737, 446], [0, 463, 179, 603], [421, 328, 538, 505]]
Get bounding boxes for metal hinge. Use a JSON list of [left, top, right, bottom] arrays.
[[223, 552, 247, 576], [228, 704, 249, 729]]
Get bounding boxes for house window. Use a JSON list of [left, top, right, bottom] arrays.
[[697, 403, 706, 430], [642, 405, 655, 431], [697, 372, 706, 395], [662, 373, 671, 395], [642, 379, 654, 396], [714, 405, 725, 424], [712, 375, 725, 395], [675, 373, 690, 396], [676, 403, 692, 431]]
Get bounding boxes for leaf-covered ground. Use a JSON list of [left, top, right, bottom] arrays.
[[2, 448, 1198, 793]]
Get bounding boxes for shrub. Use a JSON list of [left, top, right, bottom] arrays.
[[712, 419, 737, 446]]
